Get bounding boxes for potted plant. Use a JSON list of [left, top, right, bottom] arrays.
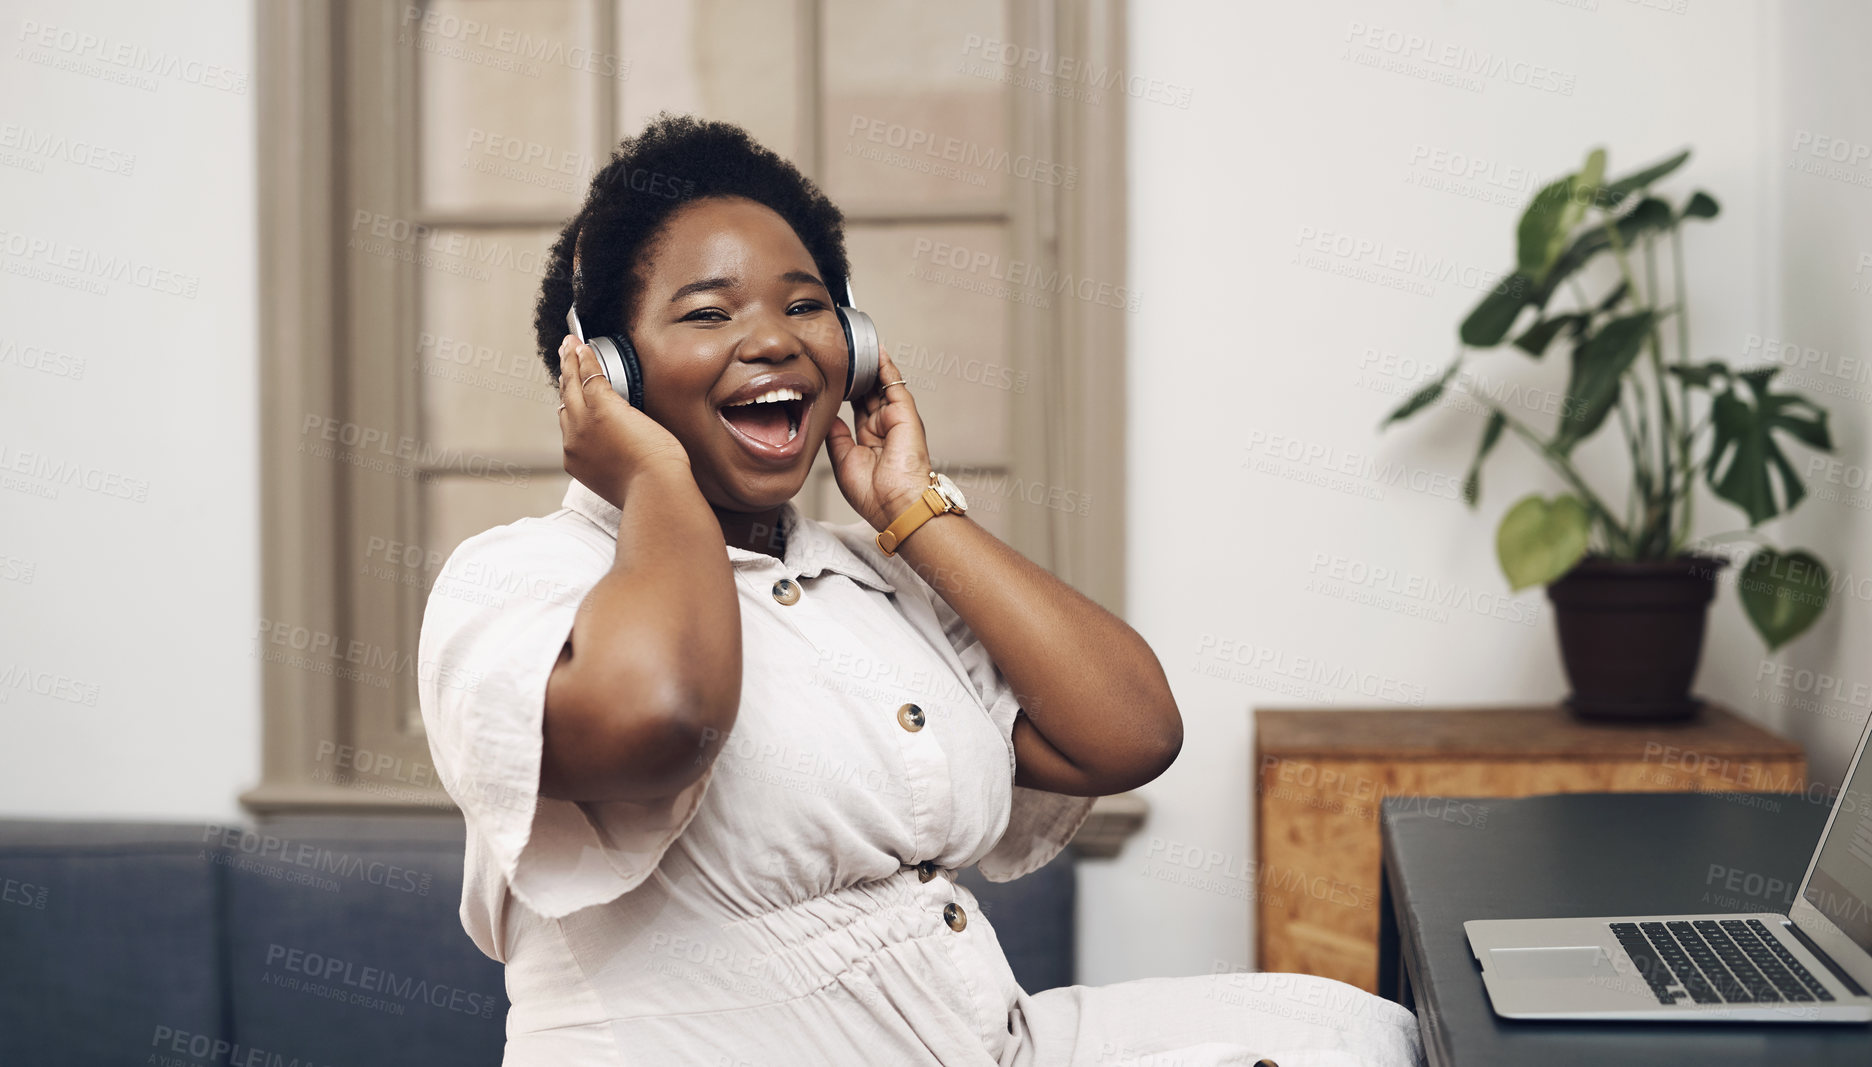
[[1383, 147, 1836, 721]]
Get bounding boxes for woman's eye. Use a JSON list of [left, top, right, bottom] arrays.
[[682, 308, 728, 322], [789, 301, 826, 315]]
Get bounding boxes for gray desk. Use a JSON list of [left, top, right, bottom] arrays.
[[1378, 792, 1871, 1066]]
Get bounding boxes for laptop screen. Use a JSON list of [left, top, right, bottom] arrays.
[[1802, 735, 1872, 955]]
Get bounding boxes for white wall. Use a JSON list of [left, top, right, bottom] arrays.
[[1104, 0, 1870, 985], [0, 2, 257, 820], [1770, 0, 1872, 789]]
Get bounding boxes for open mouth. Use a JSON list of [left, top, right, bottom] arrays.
[[718, 387, 808, 455]]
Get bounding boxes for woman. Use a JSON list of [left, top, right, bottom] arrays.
[[418, 114, 1423, 1066]]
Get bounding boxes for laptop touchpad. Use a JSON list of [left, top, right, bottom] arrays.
[[1490, 946, 1613, 980]]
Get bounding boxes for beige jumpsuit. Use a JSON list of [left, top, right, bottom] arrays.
[[417, 479, 1424, 1066]]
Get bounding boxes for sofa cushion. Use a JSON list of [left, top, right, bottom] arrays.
[[0, 816, 1076, 1064], [218, 817, 507, 1066], [0, 821, 228, 1067]]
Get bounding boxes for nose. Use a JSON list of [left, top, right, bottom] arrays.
[[736, 305, 846, 374], [735, 306, 803, 364]]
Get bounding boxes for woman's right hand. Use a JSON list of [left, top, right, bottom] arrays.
[[544, 334, 741, 806], [557, 333, 692, 507]]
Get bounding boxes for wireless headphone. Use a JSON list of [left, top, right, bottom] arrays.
[[563, 223, 879, 410]]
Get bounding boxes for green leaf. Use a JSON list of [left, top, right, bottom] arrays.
[[1518, 176, 1577, 282], [1528, 198, 1675, 310], [1460, 272, 1535, 346], [1462, 410, 1508, 508], [1596, 148, 1691, 209], [1682, 190, 1719, 219], [1666, 361, 1732, 389], [1738, 366, 1779, 395], [1597, 280, 1630, 312], [1737, 547, 1830, 651], [1470, 184, 1672, 339], [1579, 148, 1607, 197], [1381, 357, 1462, 428], [1496, 494, 1592, 591], [1706, 370, 1834, 524], [1512, 314, 1588, 358], [1624, 196, 1676, 233], [1518, 149, 1602, 284], [1552, 311, 1656, 454]]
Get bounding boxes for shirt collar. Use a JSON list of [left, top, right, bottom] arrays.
[[561, 477, 896, 594]]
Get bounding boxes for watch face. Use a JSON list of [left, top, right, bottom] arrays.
[[933, 472, 968, 513]]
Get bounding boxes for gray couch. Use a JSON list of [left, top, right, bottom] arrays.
[[0, 817, 1075, 1065]]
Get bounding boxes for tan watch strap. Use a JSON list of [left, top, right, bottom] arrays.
[[876, 486, 949, 556]]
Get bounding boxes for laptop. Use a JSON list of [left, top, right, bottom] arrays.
[[1464, 710, 1872, 1022]]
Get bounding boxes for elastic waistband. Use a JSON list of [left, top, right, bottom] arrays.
[[508, 861, 982, 1028], [664, 862, 971, 1005]]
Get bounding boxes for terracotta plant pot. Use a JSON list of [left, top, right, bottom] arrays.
[[1544, 554, 1729, 722]]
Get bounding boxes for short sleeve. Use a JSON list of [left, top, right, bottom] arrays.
[[924, 581, 1096, 883], [416, 515, 717, 920]]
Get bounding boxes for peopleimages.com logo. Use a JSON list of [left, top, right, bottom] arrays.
[[261, 943, 499, 1019]]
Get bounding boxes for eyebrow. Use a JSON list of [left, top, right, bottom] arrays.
[[667, 270, 828, 304]]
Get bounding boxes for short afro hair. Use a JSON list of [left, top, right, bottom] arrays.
[[532, 113, 851, 384]]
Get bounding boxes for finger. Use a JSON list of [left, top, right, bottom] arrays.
[[575, 344, 616, 401], [825, 418, 876, 508], [877, 346, 909, 397], [853, 397, 887, 448], [555, 344, 569, 419], [558, 333, 579, 386], [877, 348, 919, 416], [825, 416, 855, 468], [865, 377, 906, 441], [558, 338, 578, 396], [559, 339, 589, 418]]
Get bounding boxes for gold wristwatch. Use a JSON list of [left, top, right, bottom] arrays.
[[876, 471, 968, 556]]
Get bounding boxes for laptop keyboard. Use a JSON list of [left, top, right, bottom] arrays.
[[1609, 919, 1837, 1006]]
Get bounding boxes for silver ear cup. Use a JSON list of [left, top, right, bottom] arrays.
[[586, 335, 645, 410], [566, 301, 644, 410], [837, 307, 880, 399]]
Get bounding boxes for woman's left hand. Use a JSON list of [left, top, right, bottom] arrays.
[[825, 347, 934, 532]]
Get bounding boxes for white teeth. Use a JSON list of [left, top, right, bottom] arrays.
[[726, 386, 805, 406]]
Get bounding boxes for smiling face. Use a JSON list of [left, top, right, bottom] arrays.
[[623, 195, 849, 514]]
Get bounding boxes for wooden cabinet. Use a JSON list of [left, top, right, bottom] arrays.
[[1253, 703, 1806, 992]]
